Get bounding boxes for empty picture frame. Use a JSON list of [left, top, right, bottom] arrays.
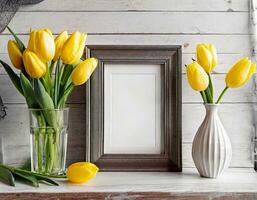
[[85, 45, 182, 171]]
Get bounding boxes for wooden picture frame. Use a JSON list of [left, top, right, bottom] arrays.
[[85, 45, 182, 172]]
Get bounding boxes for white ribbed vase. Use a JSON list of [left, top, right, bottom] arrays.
[[192, 104, 232, 178]]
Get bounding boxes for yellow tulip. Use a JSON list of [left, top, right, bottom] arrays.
[[23, 50, 46, 78], [71, 57, 98, 86], [7, 40, 23, 70], [67, 162, 99, 184], [197, 43, 217, 73], [225, 57, 256, 88], [53, 31, 69, 61], [186, 61, 209, 91], [27, 28, 55, 62], [61, 31, 87, 64]]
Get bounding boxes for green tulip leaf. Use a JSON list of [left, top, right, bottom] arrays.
[[34, 79, 57, 127], [20, 73, 38, 108], [57, 83, 74, 108], [13, 171, 39, 187], [6, 26, 26, 52], [31, 174, 59, 186], [61, 64, 73, 86], [0, 60, 23, 96], [0, 166, 15, 186]]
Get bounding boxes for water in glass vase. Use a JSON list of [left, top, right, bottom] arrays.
[[29, 108, 69, 175]]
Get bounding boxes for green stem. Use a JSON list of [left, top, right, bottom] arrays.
[[205, 88, 213, 103], [35, 115, 44, 173], [216, 87, 229, 104], [208, 73, 214, 98], [45, 129, 55, 174], [54, 59, 61, 107], [53, 128, 60, 171], [200, 91, 207, 103]]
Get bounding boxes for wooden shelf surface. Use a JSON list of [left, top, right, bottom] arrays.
[[0, 168, 257, 199]]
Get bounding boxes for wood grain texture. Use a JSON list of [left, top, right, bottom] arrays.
[[0, 74, 255, 104], [1, 168, 257, 197], [0, 35, 251, 54], [0, 53, 248, 74], [3, 12, 249, 34], [19, 0, 248, 12], [1, 192, 257, 200]]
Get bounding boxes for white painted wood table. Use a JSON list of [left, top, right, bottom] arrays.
[[0, 168, 257, 199]]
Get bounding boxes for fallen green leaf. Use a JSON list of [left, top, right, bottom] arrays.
[[13, 171, 39, 187], [0, 166, 15, 186]]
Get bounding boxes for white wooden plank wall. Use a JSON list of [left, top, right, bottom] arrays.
[[0, 0, 254, 168]]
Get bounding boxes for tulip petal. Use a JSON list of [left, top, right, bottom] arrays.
[[67, 162, 99, 184], [186, 61, 209, 91], [225, 57, 252, 88]]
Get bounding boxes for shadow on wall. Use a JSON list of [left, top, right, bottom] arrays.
[[0, 0, 45, 33]]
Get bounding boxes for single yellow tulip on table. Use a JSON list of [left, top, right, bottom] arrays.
[[7, 40, 23, 70], [67, 162, 99, 184]]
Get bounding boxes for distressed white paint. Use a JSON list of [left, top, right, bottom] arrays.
[[0, 0, 254, 168], [104, 64, 161, 154], [19, 0, 248, 12], [0, 35, 251, 54], [4, 12, 249, 34]]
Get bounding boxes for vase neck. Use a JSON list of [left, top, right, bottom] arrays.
[[204, 104, 219, 115]]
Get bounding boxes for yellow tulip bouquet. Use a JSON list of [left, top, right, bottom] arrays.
[[186, 44, 256, 104], [0, 27, 98, 175]]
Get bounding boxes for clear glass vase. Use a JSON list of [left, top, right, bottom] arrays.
[[28, 108, 69, 175]]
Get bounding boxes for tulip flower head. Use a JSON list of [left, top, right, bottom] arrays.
[[71, 57, 98, 86], [197, 43, 217, 73], [7, 40, 23, 70], [67, 162, 99, 184], [53, 31, 69, 61], [225, 57, 256, 88], [186, 61, 209, 91], [23, 50, 47, 78], [61, 31, 87, 64], [27, 28, 55, 62]]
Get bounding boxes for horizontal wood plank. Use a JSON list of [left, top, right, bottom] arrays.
[[183, 143, 252, 168], [0, 34, 251, 54], [0, 74, 255, 104], [0, 53, 247, 74], [4, 12, 249, 34], [18, 0, 248, 12]]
